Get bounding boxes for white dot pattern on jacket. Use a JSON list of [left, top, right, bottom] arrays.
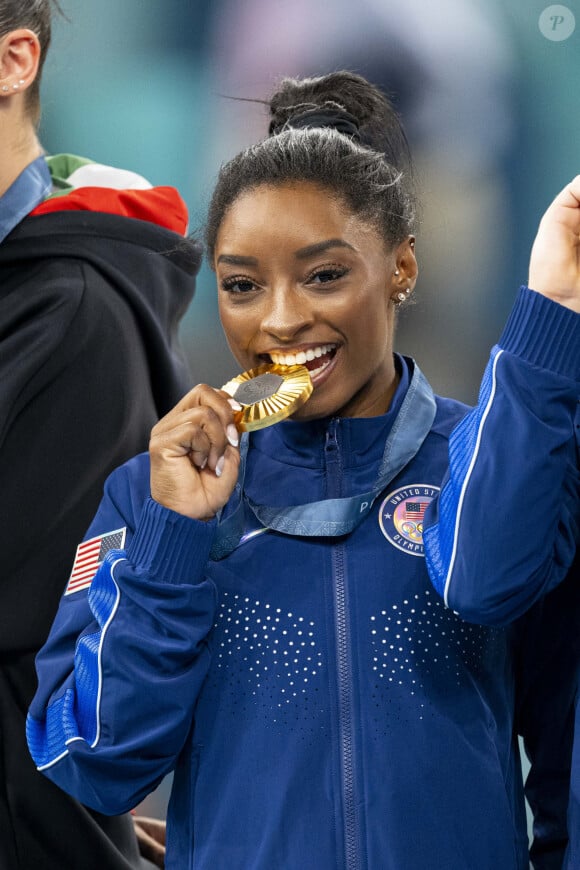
[[206, 591, 326, 736], [368, 588, 505, 733], [204, 588, 505, 738]]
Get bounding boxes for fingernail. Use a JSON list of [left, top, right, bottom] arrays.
[[227, 398, 243, 411], [200, 457, 208, 470], [226, 423, 239, 447], [215, 455, 225, 477]]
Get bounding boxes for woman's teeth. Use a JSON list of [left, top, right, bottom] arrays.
[[269, 344, 335, 367]]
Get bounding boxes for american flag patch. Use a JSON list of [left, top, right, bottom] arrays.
[[404, 501, 427, 521], [65, 528, 126, 596]]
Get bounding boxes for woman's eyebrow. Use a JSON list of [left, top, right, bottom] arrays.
[[216, 239, 355, 266], [217, 254, 259, 266], [295, 239, 356, 259]]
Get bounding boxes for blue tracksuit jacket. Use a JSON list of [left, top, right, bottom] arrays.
[[27, 340, 576, 869], [424, 287, 580, 870]]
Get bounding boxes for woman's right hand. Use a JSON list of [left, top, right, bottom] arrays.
[[149, 384, 241, 521]]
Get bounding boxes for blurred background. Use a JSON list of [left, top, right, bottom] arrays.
[[40, 0, 579, 821]]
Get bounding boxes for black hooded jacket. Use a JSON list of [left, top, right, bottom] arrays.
[[0, 204, 201, 869]]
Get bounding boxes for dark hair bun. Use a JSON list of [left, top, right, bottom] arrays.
[[268, 71, 411, 174], [206, 70, 418, 261]]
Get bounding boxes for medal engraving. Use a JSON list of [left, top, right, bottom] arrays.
[[233, 373, 285, 405], [221, 364, 313, 431]]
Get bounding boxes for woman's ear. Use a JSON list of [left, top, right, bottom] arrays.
[[0, 29, 41, 97], [390, 236, 418, 306]]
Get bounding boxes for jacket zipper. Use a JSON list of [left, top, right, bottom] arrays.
[[326, 423, 359, 869]]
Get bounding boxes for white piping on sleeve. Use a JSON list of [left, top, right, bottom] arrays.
[[37, 749, 70, 771], [91, 557, 124, 748], [35, 557, 125, 771], [443, 350, 503, 607]]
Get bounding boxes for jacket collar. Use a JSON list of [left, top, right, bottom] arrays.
[[211, 357, 436, 558], [0, 156, 51, 243], [251, 354, 411, 471]]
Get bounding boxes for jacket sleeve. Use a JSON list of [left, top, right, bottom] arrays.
[[424, 287, 580, 625], [26, 459, 218, 815]]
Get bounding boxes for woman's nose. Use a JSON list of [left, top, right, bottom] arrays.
[[260, 287, 311, 341]]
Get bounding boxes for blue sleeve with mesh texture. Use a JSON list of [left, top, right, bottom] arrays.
[[424, 287, 580, 626], [27, 454, 218, 814]]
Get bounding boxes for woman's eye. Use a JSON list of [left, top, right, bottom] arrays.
[[221, 276, 256, 294], [309, 266, 349, 285]]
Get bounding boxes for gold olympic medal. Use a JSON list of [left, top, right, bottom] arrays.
[[221, 363, 313, 432]]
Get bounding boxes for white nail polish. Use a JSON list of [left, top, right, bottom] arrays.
[[215, 456, 225, 477], [226, 424, 239, 447], [227, 398, 243, 411]]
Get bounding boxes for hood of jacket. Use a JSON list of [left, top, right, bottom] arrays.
[[0, 194, 202, 411]]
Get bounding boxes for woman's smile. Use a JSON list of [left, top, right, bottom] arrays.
[[261, 343, 339, 385]]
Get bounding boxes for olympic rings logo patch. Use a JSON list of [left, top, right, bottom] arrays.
[[378, 484, 440, 556]]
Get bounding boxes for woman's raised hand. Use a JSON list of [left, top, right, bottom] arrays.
[[149, 385, 241, 521], [529, 175, 580, 313]]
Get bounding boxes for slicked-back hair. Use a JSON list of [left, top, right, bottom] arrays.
[[206, 72, 417, 263]]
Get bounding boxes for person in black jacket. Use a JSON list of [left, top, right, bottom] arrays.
[[0, 2, 200, 867]]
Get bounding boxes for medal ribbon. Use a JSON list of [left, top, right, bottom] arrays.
[[210, 363, 437, 559]]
